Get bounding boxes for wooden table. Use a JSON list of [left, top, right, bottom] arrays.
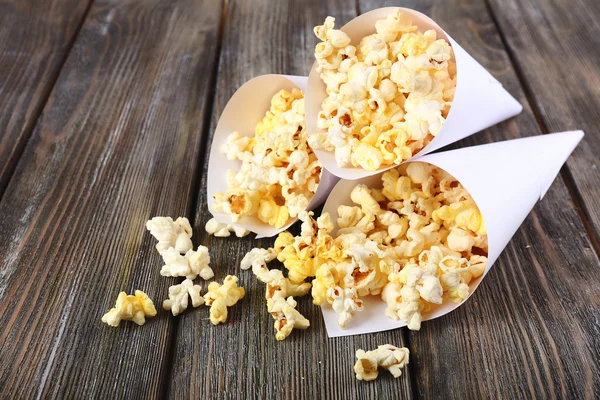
[[0, 0, 598, 398]]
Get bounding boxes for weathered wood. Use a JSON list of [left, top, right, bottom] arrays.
[[167, 1, 414, 399], [487, 0, 600, 251], [358, 0, 600, 397], [0, 0, 222, 398], [0, 0, 91, 195]]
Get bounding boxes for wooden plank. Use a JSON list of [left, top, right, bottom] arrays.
[[0, 0, 222, 398], [0, 0, 91, 195], [487, 0, 600, 250], [357, 0, 600, 397], [168, 1, 415, 399]]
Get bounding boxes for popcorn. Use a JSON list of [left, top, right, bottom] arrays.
[[146, 216, 193, 254], [252, 262, 311, 300], [203, 275, 245, 325], [328, 286, 364, 329], [354, 345, 410, 381], [240, 247, 277, 270], [102, 290, 157, 327], [212, 89, 322, 227], [159, 246, 214, 281], [311, 11, 456, 170], [267, 296, 310, 340], [162, 279, 204, 316], [261, 163, 484, 331], [205, 217, 250, 238]]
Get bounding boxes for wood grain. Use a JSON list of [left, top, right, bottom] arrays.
[[0, 0, 222, 398], [167, 1, 414, 399], [486, 0, 600, 251], [0, 0, 91, 196], [358, 0, 600, 397]]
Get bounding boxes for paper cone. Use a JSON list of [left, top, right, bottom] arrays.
[[207, 74, 340, 238], [320, 130, 584, 337], [305, 7, 524, 180]]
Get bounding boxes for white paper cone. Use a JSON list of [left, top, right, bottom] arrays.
[[207, 74, 340, 238], [320, 130, 584, 337], [306, 7, 523, 180]]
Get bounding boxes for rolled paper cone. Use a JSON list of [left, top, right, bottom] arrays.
[[320, 130, 584, 337], [305, 7, 524, 180], [206, 74, 340, 238]]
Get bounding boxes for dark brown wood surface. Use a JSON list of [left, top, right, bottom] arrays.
[[0, 0, 221, 397], [487, 0, 600, 252], [0, 0, 598, 398], [0, 0, 91, 195]]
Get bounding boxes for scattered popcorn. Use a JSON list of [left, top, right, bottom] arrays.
[[101, 290, 157, 327], [203, 275, 245, 325], [310, 11, 457, 170], [240, 247, 277, 270], [246, 247, 311, 339], [212, 89, 322, 227], [162, 279, 205, 316], [267, 296, 310, 340], [205, 217, 250, 238], [159, 246, 214, 281], [146, 216, 193, 254], [252, 261, 311, 300], [354, 345, 410, 381]]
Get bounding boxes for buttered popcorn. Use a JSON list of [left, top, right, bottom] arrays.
[[310, 11, 456, 170], [203, 275, 245, 325], [205, 217, 250, 238], [254, 162, 486, 330], [212, 89, 323, 228], [354, 345, 409, 381], [248, 247, 311, 339], [324, 162, 486, 330], [101, 290, 157, 327], [163, 279, 205, 316]]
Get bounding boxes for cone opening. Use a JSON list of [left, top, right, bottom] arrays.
[[320, 160, 488, 334], [306, 7, 469, 180], [206, 74, 331, 237]]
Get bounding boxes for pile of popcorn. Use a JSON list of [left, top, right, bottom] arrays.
[[308, 11, 456, 170], [213, 89, 323, 228], [244, 162, 487, 331], [101, 216, 246, 326]]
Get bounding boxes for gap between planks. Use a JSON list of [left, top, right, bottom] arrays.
[[483, 0, 600, 258], [0, 0, 95, 200], [159, 0, 228, 397]]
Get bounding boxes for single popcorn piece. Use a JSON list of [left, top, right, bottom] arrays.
[[160, 246, 214, 281], [267, 296, 310, 340], [354, 350, 379, 381], [146, 216, 193, 254], [311, 11, 457, 170], [162, 279, 205, 316], [212, 89, 322, 227], [328, 286, 364, 329], [203, 275, 245, 325], [354, 345, 410, 381], [101, 290, 157, 327], [205, 217, 250, 238], [241, 247, 277, 270]]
